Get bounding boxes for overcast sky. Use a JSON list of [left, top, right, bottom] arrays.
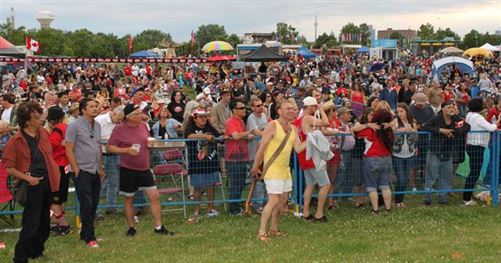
[[1, 0, 500, 42]]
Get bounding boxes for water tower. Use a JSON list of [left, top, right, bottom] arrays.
[[36, 11, 54, 29]]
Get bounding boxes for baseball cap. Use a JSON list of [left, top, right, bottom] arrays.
[[124, 103, 140, 117], [203, 87, 211, 94], [303, 96, 318, 106], [47, 106, 65, 121], [337, 106, 353, 116]]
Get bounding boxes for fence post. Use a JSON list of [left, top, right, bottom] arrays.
[[491, 131, 500, 207]]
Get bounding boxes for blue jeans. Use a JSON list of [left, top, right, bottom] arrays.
[[393, 156, 415, 203], [252, 180, 267, 210], [103, 155, 120, 208], [227, 161, 248, 214], [424, 152, 453, 203]]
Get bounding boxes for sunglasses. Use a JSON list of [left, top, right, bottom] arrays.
[[253, 104, 264, 107], [234, 107, 246, 110]]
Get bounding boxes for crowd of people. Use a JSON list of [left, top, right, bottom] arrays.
[[0, 50, 500, 258]]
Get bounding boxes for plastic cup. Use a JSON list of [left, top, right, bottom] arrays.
[[132, 144, 141, 152]]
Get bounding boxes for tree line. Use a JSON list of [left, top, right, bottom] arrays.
[[0, 22, 499, 58]]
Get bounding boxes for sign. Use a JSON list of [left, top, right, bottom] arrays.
[[372, 39, 398, 48]]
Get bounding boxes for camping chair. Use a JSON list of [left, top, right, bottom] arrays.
[[153, 163, 187, 218], [0, 162, 15, 227]]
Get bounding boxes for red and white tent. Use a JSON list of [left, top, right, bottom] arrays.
[[0, 36, 25, 58]]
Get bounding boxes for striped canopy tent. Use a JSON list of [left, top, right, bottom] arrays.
[[0, 36, 25, 58]]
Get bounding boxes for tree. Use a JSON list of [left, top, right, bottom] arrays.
[[195, 24, 228, 50], [389, 32, 405, 46], [275, 22, 299, 44], [314, 32, 337, 48], [226, 34, 241, 49], [133, 29, 172, 53], [417, 23, 435, 40], [435, 27, 460, 41], [0, 24, 26, 45], [358, 23, 371, 46], [462, 30, 480, 49], [339, 22, 359, 43]]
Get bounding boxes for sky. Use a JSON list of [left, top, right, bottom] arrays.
[[0, 0, 500, 42]]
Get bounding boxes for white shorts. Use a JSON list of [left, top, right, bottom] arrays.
[[264, 179, 292, 194]]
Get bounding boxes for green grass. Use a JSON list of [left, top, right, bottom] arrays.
[[1, 201, 501, 262]]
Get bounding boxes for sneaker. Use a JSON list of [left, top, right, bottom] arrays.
[[154, 225, 175, 236], [87, 240, 99, 248], [134, 216, 139, 224], [207, 209, 219, 218], [105, 208, 119, 215], [395, 203, 405, 208], [126, 227, 137, 237], [412, 187, 417, 192], [95, 213, 105, 221], [255, 207, 264, 214], [302, 215, 314, 222], [58, 225, 73, 235], [315, 216, 328, 223], [424, 200, 432, 206], [371, 209, 379, 215], [463, 200, 477, 206]]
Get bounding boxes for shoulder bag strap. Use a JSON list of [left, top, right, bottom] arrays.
[[262, 123, 292, 177]]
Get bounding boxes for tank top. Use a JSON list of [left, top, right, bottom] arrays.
[[264, 121, 297, 181], [293, 116, 316, 169], [263, 121, 296, 180]]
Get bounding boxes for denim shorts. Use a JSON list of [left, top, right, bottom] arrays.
[[190, 172, 220, 188], [363, 156, 392, 192], [304, 168, 330, 187]]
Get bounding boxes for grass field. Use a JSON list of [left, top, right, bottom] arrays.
[[1, 199, 501, 263]]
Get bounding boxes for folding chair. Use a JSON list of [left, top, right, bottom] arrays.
[[0, 162, 15, 227], [153, 163, 187, 218]]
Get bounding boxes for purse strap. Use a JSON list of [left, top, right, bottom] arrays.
[[262, 121, 292, 177]]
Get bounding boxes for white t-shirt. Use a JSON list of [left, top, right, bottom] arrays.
[[1, 107, 12, 123], [247, 112, 268, 161]]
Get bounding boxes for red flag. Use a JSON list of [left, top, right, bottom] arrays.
[[191, 30, 195, 52], [26, 36, 40, 53], [128, 35, 133, 53]]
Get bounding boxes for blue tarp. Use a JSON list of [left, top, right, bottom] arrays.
[[297, 46, 316, 59], [129, 50, 161, 58], [357, 46, 370, 53]]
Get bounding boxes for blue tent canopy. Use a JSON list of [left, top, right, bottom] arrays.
[[129, 50, 161, 58], [357, 46, 370, 53], [296, 46, 316, 59]]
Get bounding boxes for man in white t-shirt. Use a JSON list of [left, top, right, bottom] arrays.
[[95, 105, 125, 214], [0, 93, 17, 126]]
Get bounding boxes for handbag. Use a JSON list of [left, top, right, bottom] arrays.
[[14, 180, 28, 207]]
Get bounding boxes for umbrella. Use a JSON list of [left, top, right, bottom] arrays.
[[462, 48, 493, 58], [369, 62, 385, 72], [201, 41, 234, 53], [129, 50, 160, 58], [439, 47, 464, 54], [206, 55, 236, 62]]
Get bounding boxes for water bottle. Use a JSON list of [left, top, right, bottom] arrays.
[[491, 115, 497, 125]]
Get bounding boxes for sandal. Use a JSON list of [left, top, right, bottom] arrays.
[[302, 215, 314, 221], [355, 203, 365, 208], [257, 233, 270, 242], [187, 214, 200, 224], [269, 230, 287, 237]]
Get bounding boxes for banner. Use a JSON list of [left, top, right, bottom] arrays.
[[0, 57, 207, 64]]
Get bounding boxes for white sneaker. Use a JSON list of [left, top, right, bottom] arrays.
[[134, 216, 139, 223], [412, 187, 417, 192], [463, 200, 477, 206], [207, 209, 219, 217]]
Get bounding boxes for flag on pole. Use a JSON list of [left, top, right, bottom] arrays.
[[191, 30, 195, 52], [26, 36, 40, 53], [128, 35, 133, 53]]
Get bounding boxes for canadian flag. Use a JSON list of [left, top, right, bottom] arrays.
[[26, 37, 40, 53]]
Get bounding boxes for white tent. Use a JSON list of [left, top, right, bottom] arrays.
[[480, 43, 500, 52]]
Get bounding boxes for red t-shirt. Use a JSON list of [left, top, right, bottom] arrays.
[[356, 128, 391, 158], [50, 123, 69, 166], [108, 122, 150, 171], [68, 89, 83, 102], [486, 106, 501, 129], [225, 116, 249, 161], [293, 116, 315, 169]]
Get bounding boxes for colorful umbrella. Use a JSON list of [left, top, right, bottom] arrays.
[[201, 41, 234, 53], [462, 48, 493, 58]]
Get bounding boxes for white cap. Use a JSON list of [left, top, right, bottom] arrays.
[[203, 87, 211, 94], [303, 96, 318, 106]]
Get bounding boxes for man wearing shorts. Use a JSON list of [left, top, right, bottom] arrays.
[[251, 100, 306, 241], [293, 96, 331, 222], [107, 104, 175, 237]]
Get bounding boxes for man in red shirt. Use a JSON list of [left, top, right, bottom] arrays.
[[226, 99, 254, 215], [68, 84, 83, 102]]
